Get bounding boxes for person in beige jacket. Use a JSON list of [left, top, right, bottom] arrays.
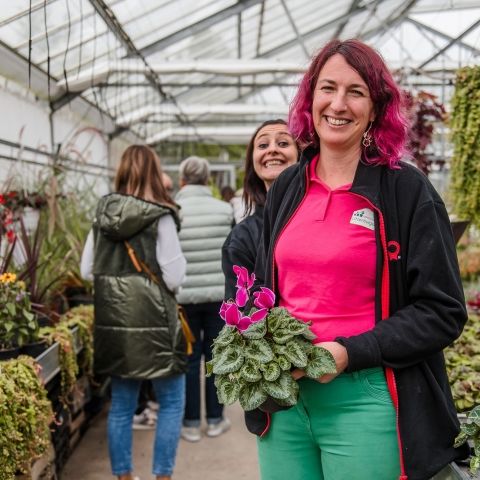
[[175, 156, 233, 442]]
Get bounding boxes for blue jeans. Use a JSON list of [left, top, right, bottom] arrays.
[[182, 302, 224, 427], [108, 374, 185, 476]]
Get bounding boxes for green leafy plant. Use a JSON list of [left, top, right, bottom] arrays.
[[445, 314, 480, 412], [454, 405, 480, 474], [450, 66, 480, 228], [0, 356, 54, 480], [40, 322, 79, 402], [206, 267, 336, 411], [62, 305, 94, 377], [0, 272, 38, 349]]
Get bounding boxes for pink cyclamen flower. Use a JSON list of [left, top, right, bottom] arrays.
[[219, 301, 230, 321], [253, 287, 275, 310], [218, 301, 268, 332], [233, 265, 255, 290], [233, 265, 256, 307], [235, 287, 248, 308]]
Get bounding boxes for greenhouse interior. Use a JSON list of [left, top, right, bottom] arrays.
[[0, 0, 479, 479]]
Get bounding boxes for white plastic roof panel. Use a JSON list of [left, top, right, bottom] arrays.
[[0, 0, 478, 145]]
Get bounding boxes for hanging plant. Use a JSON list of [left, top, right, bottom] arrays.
[[450, 66, 480, 227], [405, 90, 446, 175]]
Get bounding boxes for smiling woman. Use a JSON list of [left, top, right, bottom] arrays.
[[312, 54, 375, 174], [248, 39, 469, 480], [252, 122, 298, 189], [222, 119, 298, 301]]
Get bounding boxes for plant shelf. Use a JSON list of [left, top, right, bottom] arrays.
[[36, 326, 82, 384]]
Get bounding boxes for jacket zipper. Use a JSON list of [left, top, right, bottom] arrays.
[[350, 192, 407, 480]]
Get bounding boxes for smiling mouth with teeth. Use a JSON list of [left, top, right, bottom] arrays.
[[325, 116, 350, 126], [264, 160, 284, 167]]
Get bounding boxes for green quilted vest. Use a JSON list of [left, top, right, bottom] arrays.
[[92, 193, 187, 379]]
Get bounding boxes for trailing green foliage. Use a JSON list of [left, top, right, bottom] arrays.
[[450, 66, 480, 228], [445, 314, 480, 412], [61, 305, 94, 377], [0, 356, 54, 480], [454, 405, 480, 474], [206, 307, 336, 411]]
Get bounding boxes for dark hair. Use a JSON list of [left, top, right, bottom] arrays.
[[221, 185, 235, 202], [243, 119, 296, 215], [114, 145, 174, 206], [288, 39, 409, 168]]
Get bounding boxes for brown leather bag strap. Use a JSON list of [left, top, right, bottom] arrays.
[[123, 240, 195, 354]]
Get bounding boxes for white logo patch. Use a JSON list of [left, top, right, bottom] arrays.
[[350, 208, 375, 230]]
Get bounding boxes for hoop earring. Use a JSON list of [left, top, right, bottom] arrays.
[[362, 122, 373, 148]]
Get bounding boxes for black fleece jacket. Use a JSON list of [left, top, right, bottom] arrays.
[[222, 206, 264, 301], [248, 147, 469, 480]]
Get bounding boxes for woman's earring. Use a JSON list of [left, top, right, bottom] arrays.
[[362, 122, 373, 148]]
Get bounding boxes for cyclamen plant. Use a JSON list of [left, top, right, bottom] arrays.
[[206, 266, 337, 411]]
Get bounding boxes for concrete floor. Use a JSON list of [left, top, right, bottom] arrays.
[[61, 402, 260, 480]]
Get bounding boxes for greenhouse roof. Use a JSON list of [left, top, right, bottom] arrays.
[[0, 0, 479, 144]]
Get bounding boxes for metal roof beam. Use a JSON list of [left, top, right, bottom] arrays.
[[183, 0, 370, 105], [146, 125, 259, 145], [232, 0, 419, 104], [88, 0, 172, 107], [406, 17, 480, 57], [255, 0, 266, 56], [0, 0, 58, 28], [362, 0, 421, 41], [417, 17, 480, 70], [333, 0, 362, 39], [257, 2, 370, 58], [136, 0, 264, 58], [279, 0, 309, 58], [57, 60, 306, 92], [116, 103, 288, 127]]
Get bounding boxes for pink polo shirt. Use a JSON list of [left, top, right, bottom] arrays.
[[275, 154, 377, 342]]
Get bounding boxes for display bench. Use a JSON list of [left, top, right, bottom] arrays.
[[15, 327, 99, 480]]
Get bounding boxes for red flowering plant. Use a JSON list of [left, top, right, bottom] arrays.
[[206, 266, 336, 411], [0, 193, 16, 244]]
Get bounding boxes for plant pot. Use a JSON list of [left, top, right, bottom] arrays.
[[66, 289, 94, 308], [36, 312, 52, 328], [0, 346, 20, 361], [21, 339, 48, 358], [259, 396, 292, 413]]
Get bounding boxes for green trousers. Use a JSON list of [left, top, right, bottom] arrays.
[[257, 368, 401, 480]]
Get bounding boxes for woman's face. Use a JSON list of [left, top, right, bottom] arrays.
[[252, 124, 298, 189], [312, 54, 375, 153]]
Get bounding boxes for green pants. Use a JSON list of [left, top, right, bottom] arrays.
[[257, 368, 401, 480]]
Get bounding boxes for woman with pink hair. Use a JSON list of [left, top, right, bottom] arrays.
[[248, 39, 468, 480]]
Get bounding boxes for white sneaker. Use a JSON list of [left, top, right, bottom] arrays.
[[181, 426, 201, 442], [206, 418, 231, 437], [132, 408, 157, 430], [147, 400, 159, 411]]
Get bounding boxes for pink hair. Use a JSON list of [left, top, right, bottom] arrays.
[[288, 39, 410, 169]]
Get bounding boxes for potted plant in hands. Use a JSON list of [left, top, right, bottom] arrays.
[[207, 266, 336, 411]]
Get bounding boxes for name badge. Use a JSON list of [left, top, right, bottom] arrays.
[[350, 208, 375, 231]]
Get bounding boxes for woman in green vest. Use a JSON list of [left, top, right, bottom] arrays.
[[81, 145, 187, 480]]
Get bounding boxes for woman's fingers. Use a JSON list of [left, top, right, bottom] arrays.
[[291, 368, 306, 380]]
